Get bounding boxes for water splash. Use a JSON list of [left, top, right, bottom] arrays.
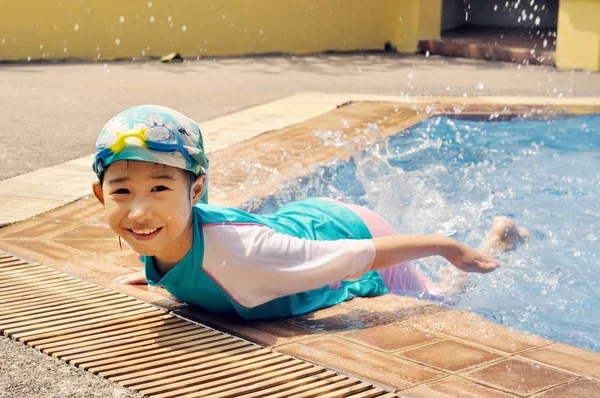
[[254, 114, 600, 353]]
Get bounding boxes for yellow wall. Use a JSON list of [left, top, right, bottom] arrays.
[[556, 0, 600, 71], [0, 0, 441, 61], [391, 0, 442, 53]]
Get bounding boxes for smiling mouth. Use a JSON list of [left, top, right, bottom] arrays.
[[128, 227, 163, 241]]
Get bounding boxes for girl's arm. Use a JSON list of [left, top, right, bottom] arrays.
[[371, 234, 500, 273]]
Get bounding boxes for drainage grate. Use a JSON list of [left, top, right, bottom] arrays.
[[0, 251, 398, 398]]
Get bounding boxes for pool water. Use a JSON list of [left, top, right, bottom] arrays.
[[252, 114, 600, 353]]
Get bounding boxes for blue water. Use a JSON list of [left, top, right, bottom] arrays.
[[251, 114, 600, 353]]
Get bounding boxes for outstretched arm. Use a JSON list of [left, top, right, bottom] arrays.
[[371, 234, 500, 273]]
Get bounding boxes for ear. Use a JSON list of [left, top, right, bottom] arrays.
[[190, 174, 207, 206], [92, 182, 105, 207]]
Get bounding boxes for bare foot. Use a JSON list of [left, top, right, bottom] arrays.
[[113, 271, 148, 285], [480, 216, 529, 254]]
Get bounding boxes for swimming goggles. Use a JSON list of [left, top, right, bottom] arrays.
[[93, 126, 197, 173]]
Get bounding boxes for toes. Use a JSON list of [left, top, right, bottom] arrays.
[[517, 227, 530, 243]]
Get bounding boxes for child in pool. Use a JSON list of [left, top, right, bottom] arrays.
[[93, 105, 528, 320]]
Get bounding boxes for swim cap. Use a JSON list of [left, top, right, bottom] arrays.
[[93, 105, 209, 202]]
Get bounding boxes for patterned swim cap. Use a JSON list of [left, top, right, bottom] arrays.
[[93, 104, 209, 202]]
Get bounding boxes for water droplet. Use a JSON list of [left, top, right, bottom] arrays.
[[543, 39, 548, 48], [119, 16, 125, 23], [115, 38, 121, 46], [476, 82, 484, 90], [63, 47, 68, 53], [39, 44, 44, 49], [74, 23, 79, 31], [425, 50, 430, 57], [150, 16, 155, 23], [1, 38, 5, 44], [407, 72, 414, 80], [182, 25, 187, 32], [147, 1, 152, 7], [167, 16, 172, 22], [494, 5, 498, 11], [535, 16, 541, 25], [27, 56, 31, 62]]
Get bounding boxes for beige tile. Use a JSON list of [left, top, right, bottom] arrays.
[[398, 339, 503, 372], [174, 306, 320, 347], [86, 277, 183, 311], [0, 218, 76, 239], [43, 255, 134, 281], [339, 323, 439, 352], [464, 358, 577, 396], [399, 309, 550, 354], [276, 336, 443, 390], [403, 376, 518, 397], [290, 295, 439, 333], [0, 239, 80, 263], [519, 343, 600, 379], [531, 379, 600, 397], [54, 224, 116, 240]]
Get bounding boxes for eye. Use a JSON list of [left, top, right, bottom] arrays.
[[112, 188, 130, 194], [151, 185, 169, 192]]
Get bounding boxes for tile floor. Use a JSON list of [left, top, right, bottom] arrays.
[[2, 100, 600, 396]]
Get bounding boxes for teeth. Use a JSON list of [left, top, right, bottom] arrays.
[[132, 228, 158, 235]]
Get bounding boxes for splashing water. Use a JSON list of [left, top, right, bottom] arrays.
[[252, 114, 600, 353]]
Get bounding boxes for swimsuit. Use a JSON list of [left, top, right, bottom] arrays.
[[145, 198, 441, 319]]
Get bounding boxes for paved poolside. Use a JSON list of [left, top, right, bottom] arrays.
[[1, 92, 600, 396], [0, 55, 600, 396]]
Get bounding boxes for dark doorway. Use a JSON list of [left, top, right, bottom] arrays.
[[420, 0, 559, 66]]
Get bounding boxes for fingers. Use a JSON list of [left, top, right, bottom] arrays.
[[478, 259, 502, 273]]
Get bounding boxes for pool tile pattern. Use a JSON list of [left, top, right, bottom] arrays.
[[2, 100, 600, 396]]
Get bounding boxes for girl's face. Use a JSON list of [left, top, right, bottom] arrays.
[[93, 160, 205, 265]]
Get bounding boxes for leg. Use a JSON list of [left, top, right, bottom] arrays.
[[479, 216, 529, 255]]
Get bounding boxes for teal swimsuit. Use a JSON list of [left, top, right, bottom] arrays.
[[144, 198, 388, 320]]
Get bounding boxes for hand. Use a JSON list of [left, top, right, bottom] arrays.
[[113, 271, 148, 285], [443, 243, 501, 273]]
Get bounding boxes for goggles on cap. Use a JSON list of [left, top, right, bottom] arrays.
[[93, 125, 197, 174]]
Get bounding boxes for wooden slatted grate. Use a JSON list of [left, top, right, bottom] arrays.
[[0, 250, 398, 398]]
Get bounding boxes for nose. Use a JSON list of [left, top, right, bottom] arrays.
[[128, 197, 154, 222]]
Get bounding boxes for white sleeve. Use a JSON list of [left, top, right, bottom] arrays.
[[201, 224, 376, 308]]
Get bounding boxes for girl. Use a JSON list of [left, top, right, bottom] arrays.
[[93, 105, 527, 320]]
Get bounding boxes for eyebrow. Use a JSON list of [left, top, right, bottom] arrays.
[[107, 174, 175, 185], [151, 174, 176, 181], [107, 177, 130, 184]]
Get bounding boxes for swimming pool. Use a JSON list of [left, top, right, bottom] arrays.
[[253, 113, 600, 353]]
